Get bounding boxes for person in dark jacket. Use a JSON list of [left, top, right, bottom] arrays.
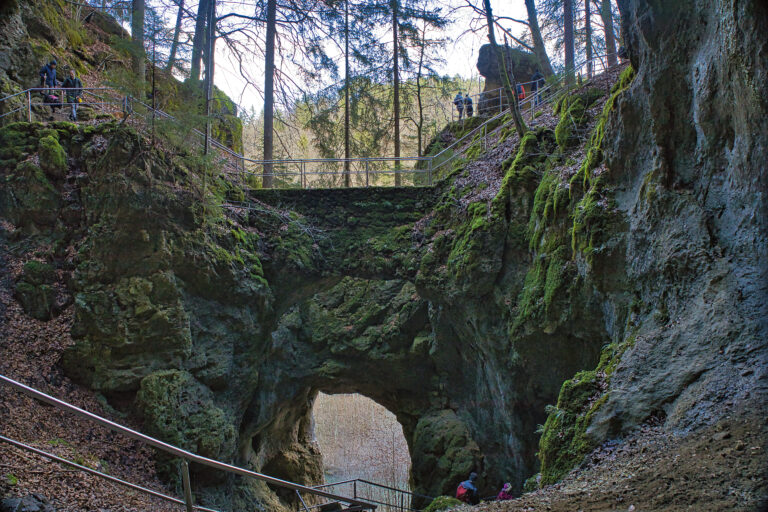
[[497, 482, 514, 501], [39, 60, 58, 89], [463, 93, 474, 118], [531, 70, 545, 106], [457, 472, 480, 505], [454, 92, 464, 120], [62, 69, 83, 121], [39, 60, 60, 120]]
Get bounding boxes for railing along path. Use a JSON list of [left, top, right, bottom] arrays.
[[0, 53, 621, 190], [0, 373, 377, 512]]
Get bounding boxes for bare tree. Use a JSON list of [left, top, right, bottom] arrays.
[[600, 0, 618, 66], [585, 0, 592, 77], [391, 0, 401, 186], [166, 0, 184, 72], [564, 0, 575, 82], [524, 0, 554, 77], [190, 0, 210, 82], [131, 0, 146, 93], [263, 0, 277, 188]]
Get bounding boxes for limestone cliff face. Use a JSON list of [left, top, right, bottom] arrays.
[[1, 0, 766, 510]]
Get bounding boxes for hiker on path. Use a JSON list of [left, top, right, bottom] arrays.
[[454, 92, 464, 120], [39, 60, 59, 90], [463, 93, 474, 118], [456, 472, 480, 505], [62, 70, 83, 121], [497, 483, 514, 501], [531, 70, 545, 106], [39, 60, 61, 120]]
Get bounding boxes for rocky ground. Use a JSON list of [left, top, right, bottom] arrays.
[[452, 412, 767, 512]]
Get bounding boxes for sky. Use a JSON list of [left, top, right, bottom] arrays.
[[211, 0, 531, 113]]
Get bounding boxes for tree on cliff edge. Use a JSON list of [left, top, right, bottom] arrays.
[[131, 0, 146, 94], [482, 0, 526, 137]]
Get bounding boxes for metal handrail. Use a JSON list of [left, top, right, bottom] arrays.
[[0, 434, 219, 512], [0, 374, 376, 511], [0, 53, 623, 188]]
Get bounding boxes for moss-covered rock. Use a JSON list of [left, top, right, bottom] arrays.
[[136, 370, 236, 477], [38, 135, 67, 178], [423, 496, 463, 512], [14, 261, 58, 320]]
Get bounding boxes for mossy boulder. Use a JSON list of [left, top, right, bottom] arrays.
[[38, 134, 68, 178], [15, 261, 58, 320], [136, 370, 236, 478], [423, 496, 463, 512], [0, 161, 60, 229], [411, 410, 483, 499]]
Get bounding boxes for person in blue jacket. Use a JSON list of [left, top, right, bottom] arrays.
[[39, 60, 59, 89], [39, 60, 61, 120]]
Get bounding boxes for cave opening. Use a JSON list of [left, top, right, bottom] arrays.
[[312, 392, 412, 508]]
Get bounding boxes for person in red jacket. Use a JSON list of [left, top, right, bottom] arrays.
[[497, 482, 514, 501]]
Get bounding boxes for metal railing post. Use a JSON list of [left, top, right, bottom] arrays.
[[353, 480, 357, 499], [26, 90, 32, 122], [365, 160, 369, 187], [181, 460, 194, 512], [427, 158, 433, 187], [296, 490, 310, 512]]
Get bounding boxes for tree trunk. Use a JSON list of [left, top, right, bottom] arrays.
[[483, 0, 527, 138], [131, 0, 145, 94], [392, 0, 401, 186], [585, 0, 592, 77], [204, 0, 216, 155], [166, 0, 184, 72], [601, 0, 618, 66], [262, 0, 277, 188], [190, 0, 210, 82], [416, 27, 424, 158], [344, 0, 351, 187], [564, 0, 575, 83], [524, 0, 554, 77]]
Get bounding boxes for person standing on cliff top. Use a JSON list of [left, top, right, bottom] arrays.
[[463, 93, 474, 118], [531, 70, 545, 106], [454, 92, 464, 120]]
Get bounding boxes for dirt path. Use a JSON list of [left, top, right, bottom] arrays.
[[451, 413, 767, 512]]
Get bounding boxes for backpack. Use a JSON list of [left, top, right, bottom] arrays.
[[456, 483, 470, 503]]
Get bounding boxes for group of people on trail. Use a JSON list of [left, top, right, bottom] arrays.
[[453, 92, 474, 120], [455, 472, 516, 505], [453, 69, 547, 118], [39, 59, 84, 121]]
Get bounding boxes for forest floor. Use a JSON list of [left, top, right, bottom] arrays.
[[0, 228, 185, 511]]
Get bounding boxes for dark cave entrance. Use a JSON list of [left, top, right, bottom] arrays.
[[311, 392, 412, 508]]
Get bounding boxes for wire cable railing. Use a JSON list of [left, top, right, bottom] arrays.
[[0, 373, 377, 512]]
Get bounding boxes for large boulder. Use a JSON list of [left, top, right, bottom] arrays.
[[477, 44, 539, 87], [476, 44, 539, 114]]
